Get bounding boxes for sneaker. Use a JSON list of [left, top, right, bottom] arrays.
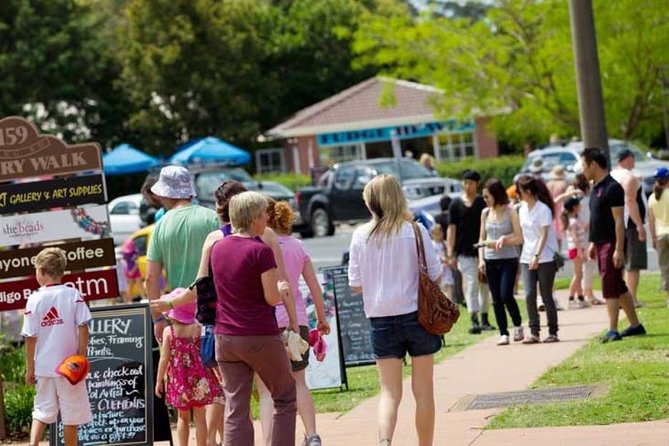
[[543, 334, 560, 343], [522, 334, 540, 344], [497, 335, 510, 345], [480, 323, 496, 331], [555, 302, 564, 311], [634, 301, 645, 308], [620, 323, 646, 337], [513, 326, 524, 342], [589, 297, 605, 306], [468, 325, 482, 334], [600, 330, 622, 343], [568, 299, 578, 309], [303, 434, 322, 446], [576, 299, 589, 309]]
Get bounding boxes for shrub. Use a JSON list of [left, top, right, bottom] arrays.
[[436, 155, 525, 187], [254, 173, 313, 191], [0, 343, 26, 384], [4, 384, 35, 435]]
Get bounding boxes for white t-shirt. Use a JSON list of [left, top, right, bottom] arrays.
[[348, 221, 441, 318], [519, 201, 559, 264], [21, 285, 92, 377]]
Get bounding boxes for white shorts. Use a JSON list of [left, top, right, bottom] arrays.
[[33, 377, 92, 425]]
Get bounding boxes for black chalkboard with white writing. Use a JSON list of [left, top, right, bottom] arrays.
[[324, 266, 374, 367], [50, 304, 154, 446]]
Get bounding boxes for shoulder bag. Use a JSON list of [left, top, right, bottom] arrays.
[[411, 222, 460, 335]]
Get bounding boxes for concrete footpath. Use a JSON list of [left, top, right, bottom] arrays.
[[286, 290, 668, 446]]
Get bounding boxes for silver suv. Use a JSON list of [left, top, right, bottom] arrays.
[[516, 139, 668, 195]]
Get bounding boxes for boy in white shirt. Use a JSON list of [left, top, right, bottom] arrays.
[[21, 247, 93, 446]]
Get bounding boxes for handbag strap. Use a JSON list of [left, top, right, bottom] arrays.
[[410, 221, 428, 272]]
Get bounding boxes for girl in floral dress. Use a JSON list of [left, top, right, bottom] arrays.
[[155, 291, 222, 446]]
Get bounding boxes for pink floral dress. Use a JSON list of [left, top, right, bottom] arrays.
[[166, 326, 222, 410]]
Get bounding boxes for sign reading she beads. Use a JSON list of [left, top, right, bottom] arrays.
[[0, 205, 109, 246], [0, 117, 102, 182], [0, 239, 116, 280], [0, 268, 119, 312], [50, 304, 154, 446], [0, 174, 106, 215]]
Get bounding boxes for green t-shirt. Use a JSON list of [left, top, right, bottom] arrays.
[[147, 204, 219, 289]]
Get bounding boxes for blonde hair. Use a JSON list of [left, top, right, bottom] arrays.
[[267, 198, 295, 236], [430, 224, 444, 242], [363, 174, 412, 240], [34, 247, 67, 278], [229, 191, 267, 233], [419, 153, 434, 167]]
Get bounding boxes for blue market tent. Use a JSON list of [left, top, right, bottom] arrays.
[[169, 137, 251, 165], [103, 144, 160, 175]]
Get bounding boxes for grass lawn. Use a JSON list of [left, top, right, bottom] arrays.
[[488, 274, 669, 429], [304, 308, 496, 415]]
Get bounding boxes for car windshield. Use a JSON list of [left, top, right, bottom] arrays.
[[372, 160, 433, 180]]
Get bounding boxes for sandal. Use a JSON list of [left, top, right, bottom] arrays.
[[588, 298, 605, 306]]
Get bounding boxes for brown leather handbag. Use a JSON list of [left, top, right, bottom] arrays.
[[411, 222, 460, 335]]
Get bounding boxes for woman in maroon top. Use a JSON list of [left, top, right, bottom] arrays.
[[210, 191, 296, 446]]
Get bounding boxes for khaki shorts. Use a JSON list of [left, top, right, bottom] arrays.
[[34, 376, 92, 425]]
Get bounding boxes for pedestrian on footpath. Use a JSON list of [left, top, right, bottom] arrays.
[[257, 198, 331, 446], [611, 149, 648, 308], [478, 179, 525, 346], [447, 170, 494, 334], [580, 148, 646, 342], [516, 176, 560, 344], [647, 167, 669, 307], [562, 197, 589, 308], [348, 175, 442, 446]]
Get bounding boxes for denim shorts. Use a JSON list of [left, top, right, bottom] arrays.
[[369, 311, 442, 359]]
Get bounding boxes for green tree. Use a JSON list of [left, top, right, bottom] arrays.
[[354, 0, 669, 149]]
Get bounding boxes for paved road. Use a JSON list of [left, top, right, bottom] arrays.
[[301, 225, 661, 278]]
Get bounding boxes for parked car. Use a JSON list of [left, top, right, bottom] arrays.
[[108, 194, 144, 245], [516, 139, 668, 195], [296, 158, 461, 237]]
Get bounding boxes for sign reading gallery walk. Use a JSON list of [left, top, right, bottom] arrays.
[[50, 304, 154, 446]]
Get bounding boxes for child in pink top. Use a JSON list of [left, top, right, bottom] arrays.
[[258, 198, 331, 446]]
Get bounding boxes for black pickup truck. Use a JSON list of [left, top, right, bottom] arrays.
[[296, 158, 460, 237]]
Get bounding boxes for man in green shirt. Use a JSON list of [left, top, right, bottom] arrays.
[[145, 165, 219, 341]]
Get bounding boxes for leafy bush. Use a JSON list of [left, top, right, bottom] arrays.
[[0, 344, 26, 383], [436, 155, 525, 187], [254, 173, 312, 191], [4, 384, 35, 435]]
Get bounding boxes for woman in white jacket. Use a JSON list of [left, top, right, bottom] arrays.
[[348, 174, 442, 446]]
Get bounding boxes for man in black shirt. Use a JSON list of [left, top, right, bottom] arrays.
[[581, 148, 646, 343], [447, 170, 494, 334]]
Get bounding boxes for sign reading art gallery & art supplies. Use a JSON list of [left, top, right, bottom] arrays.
[[50, 304, 154, 446], [0, 174, 106, 215], [0, 117, 102, 182], [0, 238, 116, 280], [0, 268, 119, 311]]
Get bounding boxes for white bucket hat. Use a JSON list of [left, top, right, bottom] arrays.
[[151, 165, 195, 199]]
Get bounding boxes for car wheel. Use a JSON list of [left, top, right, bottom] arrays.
[[311, 208, 335, 237]]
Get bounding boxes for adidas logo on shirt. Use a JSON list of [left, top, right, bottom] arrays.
[[41, 306, 64, 327]]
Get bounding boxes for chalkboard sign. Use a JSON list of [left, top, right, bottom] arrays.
[[327, 268, 374, 367], [51, 304, 154, 446]]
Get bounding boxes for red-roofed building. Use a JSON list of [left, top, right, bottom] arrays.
[[259, 77, 499, 174]]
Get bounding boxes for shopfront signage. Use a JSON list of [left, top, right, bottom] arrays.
[[0, 116, 102, 182], [0, 205, 109, 246], [0, 268, 119, 311], [316, 120, 476, 147], [0, 174, 106, 215], [0, 238, 116, 280]]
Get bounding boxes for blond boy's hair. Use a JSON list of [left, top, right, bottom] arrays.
[[34, 247, 67, 278]]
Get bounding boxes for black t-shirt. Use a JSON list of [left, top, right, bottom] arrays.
[[590, 175, 625, 243], [448, 195, 486, 257], [434, 211, 449, 235]]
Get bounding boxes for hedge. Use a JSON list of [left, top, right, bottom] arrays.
[[253, 173, 313, 191], [435, 155, 525, 187]]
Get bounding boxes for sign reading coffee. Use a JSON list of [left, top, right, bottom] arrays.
[[0, 117, 102, 182], [0, 239, 116, 280], [0, 174, 106, 215]]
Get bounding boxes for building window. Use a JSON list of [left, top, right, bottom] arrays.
[[256, 148, 286, 174], [319, 144, 364, 165], [437, 131, 476, 161]]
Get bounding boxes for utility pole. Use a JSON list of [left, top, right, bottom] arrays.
[[568, 0, 610, 166]]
